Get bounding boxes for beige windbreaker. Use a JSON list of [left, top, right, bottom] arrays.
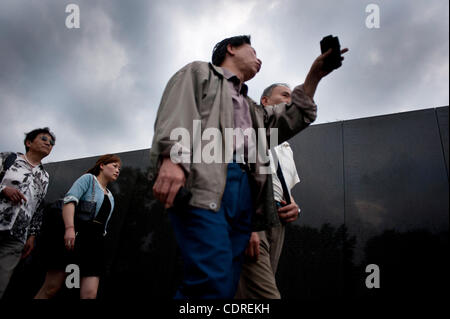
[[149, 61, 317, 231]]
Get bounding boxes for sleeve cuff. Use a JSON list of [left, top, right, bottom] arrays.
[[63, 195, 79, 205], [292, 84, 318, 124]]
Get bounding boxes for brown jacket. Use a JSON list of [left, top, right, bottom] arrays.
[[148, 61, 317, 230]]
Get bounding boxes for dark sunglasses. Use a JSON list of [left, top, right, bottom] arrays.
[[41, 135, 55, 146]]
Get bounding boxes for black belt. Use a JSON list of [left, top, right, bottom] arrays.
[[238, 162, 251, 173], [232, 153, 251, 172]]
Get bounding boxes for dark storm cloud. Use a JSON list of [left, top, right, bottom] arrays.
[[0, 0, 169, 161], [250, 0, 448, 121], [0, 0, 448, 162]]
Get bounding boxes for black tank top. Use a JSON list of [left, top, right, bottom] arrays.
[[94, 195, 111, 225]]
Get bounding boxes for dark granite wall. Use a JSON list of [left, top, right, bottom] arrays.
[[4, 107, 448, 300]]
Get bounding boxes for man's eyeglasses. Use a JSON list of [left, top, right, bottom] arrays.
[[41, 135, 55, 146]]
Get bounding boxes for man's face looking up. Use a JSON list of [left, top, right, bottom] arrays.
[[229, 43, 262, 82]]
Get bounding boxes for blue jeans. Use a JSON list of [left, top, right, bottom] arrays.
[[169, 163, 253, 299]]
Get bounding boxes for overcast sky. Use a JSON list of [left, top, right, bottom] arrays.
[[0, 0, 448, 163]]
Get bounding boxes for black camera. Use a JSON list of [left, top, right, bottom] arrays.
[[172, 186, 192, 209], [320, 35, 342, 71]]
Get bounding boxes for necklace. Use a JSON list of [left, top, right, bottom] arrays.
[[23, 154, 38, 168], [95, 177, 108, 193]]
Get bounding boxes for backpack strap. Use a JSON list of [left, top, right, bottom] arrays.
[[0, 153, 18, 183]]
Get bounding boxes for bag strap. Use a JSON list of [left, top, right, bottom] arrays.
[[91, 175, 96, 201], [0, 153, 18, 183]]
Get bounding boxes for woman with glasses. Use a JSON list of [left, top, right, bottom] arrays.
[[35, 154, 121, 299]]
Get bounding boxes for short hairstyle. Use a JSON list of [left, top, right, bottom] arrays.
[[212, 35, 251, 66], [24, 127, 56, 152], [86, 154, 122, 177], [260, 83, 291, 104]]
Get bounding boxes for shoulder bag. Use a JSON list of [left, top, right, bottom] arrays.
[[75, 175, 97, 222]]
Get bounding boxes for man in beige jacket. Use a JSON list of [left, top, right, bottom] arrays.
[[149, 35, 347, 298]]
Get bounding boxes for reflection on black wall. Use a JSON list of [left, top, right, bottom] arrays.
[[276, 223, 356, 299], [360, 229, 449, 299], [3, 107, 449, 300], [100, 166, 181, 299]]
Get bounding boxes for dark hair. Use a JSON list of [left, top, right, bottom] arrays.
[[260, 83, 290, 104], [86, 154, 122, 176], [24, 127, 56, 152], [212, 35, 251, 66]]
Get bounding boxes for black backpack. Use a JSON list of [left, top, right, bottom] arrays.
[[0, 153, 18, 183]]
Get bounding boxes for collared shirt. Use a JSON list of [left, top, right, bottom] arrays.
[[0, 152, 49, 243], [221, 67, 254, 161], [269, 142, 300, 202]]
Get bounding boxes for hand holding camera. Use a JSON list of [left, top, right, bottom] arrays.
[[303, 35, 349, 98], [320, 35, 345, 71]]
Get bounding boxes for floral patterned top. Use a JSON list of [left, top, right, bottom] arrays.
[[0, 152, 49, 243]]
